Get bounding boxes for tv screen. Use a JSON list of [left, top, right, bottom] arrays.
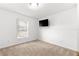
[[39, 19, 49, 26]]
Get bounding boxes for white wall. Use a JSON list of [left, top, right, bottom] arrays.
[[39, 7, 78, 51], [0, 8, 38, 49], [77, 4, 79, 51], [0, 9, 16, 48]]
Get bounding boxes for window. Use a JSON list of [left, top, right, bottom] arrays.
[[17, 20, 28, 38]]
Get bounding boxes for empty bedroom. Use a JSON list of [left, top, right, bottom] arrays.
[[0, 3, 79, 56]]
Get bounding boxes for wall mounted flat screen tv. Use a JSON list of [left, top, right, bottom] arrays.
[[39, 19, 49, 26]]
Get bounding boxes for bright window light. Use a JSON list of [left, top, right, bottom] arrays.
[[19, 21, 26, 27]]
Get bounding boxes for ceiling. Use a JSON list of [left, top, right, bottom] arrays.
[[0, 3, 76, 18]]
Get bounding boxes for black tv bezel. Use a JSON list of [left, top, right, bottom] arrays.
[[39, 19, 49, 27]]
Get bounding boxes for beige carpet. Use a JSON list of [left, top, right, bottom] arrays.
[[0, 40, 78, 56]]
